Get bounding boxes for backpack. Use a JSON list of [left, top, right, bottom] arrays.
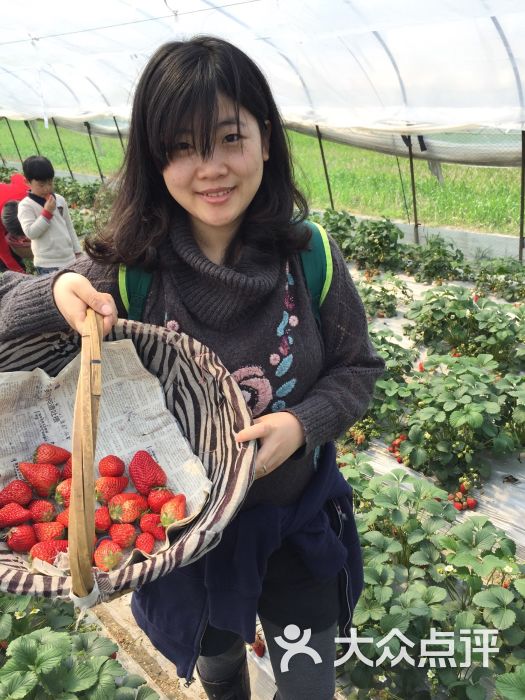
[[118, 220, 333, 325]]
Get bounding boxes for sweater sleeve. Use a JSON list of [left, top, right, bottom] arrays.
[[17, 198, 50, 240], [61, 199, 82, 254], [0, 257, 123, 342], [285, 236, 385, 450]]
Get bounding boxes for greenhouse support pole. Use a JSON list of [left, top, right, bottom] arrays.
[[315, 125, 335, 210], [4, 118, 23, 164], [51, 118, 74, 180], [406, 135, 420, 244], [518, 131, 525, 264], [113, 116, 126, 153], [24, 120, 40, 155], [84, 122, 104, 182], [0, 151, 6, 167]]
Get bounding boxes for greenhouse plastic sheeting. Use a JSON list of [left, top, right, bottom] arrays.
[[2, 0, 525, 138]]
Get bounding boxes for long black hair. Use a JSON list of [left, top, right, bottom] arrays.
[[85, 36, 309, 267]]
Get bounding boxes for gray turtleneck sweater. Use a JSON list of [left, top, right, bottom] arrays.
[[0, 221, 384, 506]]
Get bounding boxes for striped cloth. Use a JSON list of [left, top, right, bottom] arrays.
[[0, 319, 255, 601]]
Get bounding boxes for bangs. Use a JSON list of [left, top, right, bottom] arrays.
[[145, 48, 242, 170]]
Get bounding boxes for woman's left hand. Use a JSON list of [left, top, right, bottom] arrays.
[[234, 412, 305, 479]]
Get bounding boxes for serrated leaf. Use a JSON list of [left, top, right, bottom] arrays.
[[424, 586, 447, 605], [63, 660, 99, 692], [81, 672, 117, 700], [8, 637, 38, 670], [0, 671, 38, 699], [35, 642, 70, 675], [374, 586, 393, 605], [0, 614, 12, 642], [379, 612, 410, 633], [473, 587, 514, 608], [513, 578, 525, 597], [75, 634, 118, 659], [466, 411, 484, 429], [487, 606, 516, 630], [495, 666, 525, 700], [121, 674, 146, 689], [136, 687, 160, 700], [115, 689, 136, 700], [411, 447, 428, 467], [466, 684, 487, 700]]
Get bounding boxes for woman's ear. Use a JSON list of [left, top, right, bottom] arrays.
[[262, 120, 271, 161]]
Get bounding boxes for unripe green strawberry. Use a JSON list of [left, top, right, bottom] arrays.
[[18, 462, 61, 498], [6, 524, 37, 553], [28, 500, 56, 523], [135, 532, 155, 554], [160, 495, 186, 527], [0, 503, 32, 528], [29, 540, 68, 564], [94, 540, 122, 571], [34, 443, 71, 465], [98, 455, 125, 477], [0, 480, 33, 507], [109, 523, 137, 548], [129, 451, 167, 495], [33, 521, 65, 542]]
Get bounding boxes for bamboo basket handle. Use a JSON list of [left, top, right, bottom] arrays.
[[69, 309, 103, 598]]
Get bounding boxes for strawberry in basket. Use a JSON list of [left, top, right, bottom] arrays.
[[34, 443, 71, 466], [129, 451, 167, 495], [18, 462, 61, 498]]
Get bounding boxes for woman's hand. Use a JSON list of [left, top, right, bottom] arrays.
[[53, 272, 118, 336], [235, 411, 305, 479]]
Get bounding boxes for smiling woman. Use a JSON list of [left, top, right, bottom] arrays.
[[0, 35, 384, 700]]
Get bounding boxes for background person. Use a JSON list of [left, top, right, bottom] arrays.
[[17, 155, 82, 274], [0, 172, 28, 273], [0, 37, 384, 700]]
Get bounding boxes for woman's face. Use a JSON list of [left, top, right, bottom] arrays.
[[162, 94, 269, 242]]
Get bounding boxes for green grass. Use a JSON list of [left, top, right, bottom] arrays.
[[0, 118, 522, 235]]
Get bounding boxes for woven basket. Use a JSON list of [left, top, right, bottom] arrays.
[[0, 311, 255, 603]]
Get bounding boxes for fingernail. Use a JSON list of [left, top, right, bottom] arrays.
[[100, 304, 112, 314]]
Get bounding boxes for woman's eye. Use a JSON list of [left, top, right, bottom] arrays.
[[224, 133, 242, 144], [171, 142, 194, 156]]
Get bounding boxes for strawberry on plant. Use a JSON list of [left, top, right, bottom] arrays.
[[466, 497, 478, 509], [98, 455, 125, 477], [459, 481, 470, 494], [139, 513, 165, 541], [135, 532, 155, 554], [55, 478, 72, 506], [147, 488, 174, 513], [18, 462, 60, 497], [0, 503, 32, 528], [502, 580, 510, 589], [6, 524, 37, 553], [56, 508, 69, 528], [0, 480, 33, 507], [33, 522, 65, 542], [34, 443, 71, 465], [453, 502, 463, 511], [28, 500, 56, 523], [95, 507, 112, 533], [160, 495, 187, 527], [129, 451, 167, 495], [94, 540, 123, 571], [109, 494, 148, 524], [29, 540, 68, 564], [95, 476, 128, 504], [109, 523, 137, 548]]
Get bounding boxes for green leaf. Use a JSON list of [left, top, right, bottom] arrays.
[[501, 625, 525, 646], [423, 586, 447, 605], [121, 675, 146, 689], [466, 411, 484, 429], [411, 447, 428, 467], [7, 637, 38, 671], [73, 634, 118, 659], [136, 687, 160, 700], [473, 586, 514, 608], [0, 671, 38, 700], [408, 426, 424, 444], [487, 606, 516, 630], [451, 552, 479, 570], [62, 660, 99, 692], [374, 586, 393, 605], [35, 642, 71, 675], [379, 611, 410, 634], [115, 689, 136, 700], [495, 665, 525, 700], [513, 578, 525, 598], [0, 614, 12, 642], [466, 685, 487, 700]]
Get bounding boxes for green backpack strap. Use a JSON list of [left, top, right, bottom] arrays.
[[118, 221, 333, 324], [118, 263, 153, 321], [300, 220, 333, 324]]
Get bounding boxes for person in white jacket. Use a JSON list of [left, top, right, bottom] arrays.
[[17, 156, 82, 275]]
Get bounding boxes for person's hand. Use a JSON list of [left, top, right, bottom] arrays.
[[234, 411, 305, 479], [53, 272, 118, 336], [44, 194, 56, 213]]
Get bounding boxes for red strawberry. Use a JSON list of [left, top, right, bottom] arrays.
[[33, 522, 65, 542], [95, 476, 128, 504], [62, 457, 72, 480], [95, 507, 111, 533], [18, 462, 60, 498], [29, 540, 68, 564], [0, 480, 33, 507], [109, 523, 137, 548], [56, 508, 69, 528], [109, 494, 148, 524], [0, 503, 32, 528], [6, 524, 37, 553], [55, 479, 72, 506], [139, 513, 165, 541], [417, 362, 425, 372], [28, 500, 56, 523], [502, 580, 510, 589], [135, 532, 155, 554], [94, 540, 122, 571], [160, 495, 186, 527], [98, 455, 125, 477], [129, 451, 167, 495], [466, 497, 478, 510], [251, 635, 266, 658], [453, 502, 463, 511], [34, 443, 71, 465], [147, 488, 175, 513], [459, 482, 470, 494]]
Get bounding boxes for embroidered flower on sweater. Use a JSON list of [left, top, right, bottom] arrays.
[[231, 366, 273, 417], [166, 319, 180, 332]]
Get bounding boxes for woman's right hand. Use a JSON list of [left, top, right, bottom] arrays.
[[53, 272, 118, 336]]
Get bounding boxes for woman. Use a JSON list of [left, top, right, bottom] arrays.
[[0, 37, 384, 699]]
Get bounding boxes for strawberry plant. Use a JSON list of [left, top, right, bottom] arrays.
[[310, 209, 356, 257], [357, 274, 412, 319], [337, 456, 525, 700], [350, 219, 404, 271], [402, 235, 471, 284], [369, 329, 418, 384]]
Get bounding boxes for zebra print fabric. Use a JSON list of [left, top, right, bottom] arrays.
[[0, 320, 255, 601]]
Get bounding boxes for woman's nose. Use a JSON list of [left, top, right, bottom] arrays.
[[195, 150, 228, 178]]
